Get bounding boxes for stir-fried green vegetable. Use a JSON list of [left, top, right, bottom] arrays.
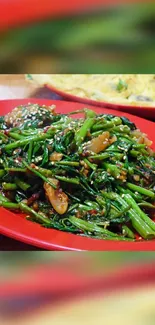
[[0, 103, 155, 242]]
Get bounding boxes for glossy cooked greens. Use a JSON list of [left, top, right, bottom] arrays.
[[0, 104, 155, 242]]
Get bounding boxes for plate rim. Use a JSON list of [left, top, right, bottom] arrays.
[[0, 98, 155, 251], [0, 0, 115, 32], [0, 0, 150, 32]]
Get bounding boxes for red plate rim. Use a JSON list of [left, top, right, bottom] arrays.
[[0, 98, 155, 251], [0, 0, 121, 32], [0, 0, 152, 32], [46, 84, 155, 121]]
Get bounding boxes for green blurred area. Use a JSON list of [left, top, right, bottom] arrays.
[[0, 252, 155, 280], [0, 3, 155, 73]]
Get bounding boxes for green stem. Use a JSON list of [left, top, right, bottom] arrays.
[[2, 182, 17, 191], [3, 133, 52, 151], [0, 193, 10, 202], [5, 168, 27, 173], [113, 125, 130, 134], [123, 194, 155, 232], [23, 162, 57, 189], [115, 194, 155, 239], [56, 161, 79, 167], [70, 216, 119, 237], [84, 108, 96, 118], [55, 175, 80, 185], [28, 140, 33, 163], [89, 153, 110, 160], [83, 158, 97, 171], [8, 132, 25, 140], [122, 225, 135, 239], [101, 192, 155, 240], [0, 169, 5, 178], [75, 117, 95, 147], [15, 177, 30, 191], [19, 202, 52, 225], [126, 182, 155, 199], [103, 162, 123, 178], [138, 202, 155, 209], [92, 121, 114, 131], [113, 205, 131, 218], [30, 166, 53, 177], [0, 201, 19, 209], [84, 200, 100, 210]]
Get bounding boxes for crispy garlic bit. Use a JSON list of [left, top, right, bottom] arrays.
[[50, 152, 63, 162], [84, 131, 110, 154], [132, 129, 152, 146], [44, 178, 68, 215]]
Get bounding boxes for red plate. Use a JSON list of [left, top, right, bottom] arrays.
[[47, 84, 155, 121], [0, 98, 155, 251], [0, 0, 126, 32], [0, 0, 151, 32]]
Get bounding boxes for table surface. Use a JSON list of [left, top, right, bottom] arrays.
[[0, 75, 63, 250]]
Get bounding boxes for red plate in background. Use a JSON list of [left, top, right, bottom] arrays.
[[0, 98, 155, 251], [1, 261, 155, 318], [1, 262, 155, 299], [47, 84, 155, 121], [0, 0, 151, 32], [0, 0, 124, 31]]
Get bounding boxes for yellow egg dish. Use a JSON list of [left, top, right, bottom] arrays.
[[29, 74, 155, 107]]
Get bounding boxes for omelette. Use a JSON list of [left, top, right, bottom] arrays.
[[28, 74, 155, 107]]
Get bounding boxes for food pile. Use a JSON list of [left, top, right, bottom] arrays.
[[0, 104, 155, 241]]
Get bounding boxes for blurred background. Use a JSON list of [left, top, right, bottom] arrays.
[[1, 1, 155, 323], [0, 1, 155, 73], [1, 252, 155, 324], [1, 251, 155, 279]]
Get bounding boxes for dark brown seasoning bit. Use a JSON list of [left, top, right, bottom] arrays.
[[4, 130, 9, 136], [89, 209, 97, 215], [87, 131, 91, 137], [13, 148, 22, 155], [43, 126, 51, 133], [76, 211, 82, 218], [81, 150, 91, 157], [30, 163, 36, 169], [80, 160, 89, 169], [145, 164, 151, 168], [83, 169, 89, 177], [27, 192, 41, 205], [47, 145, 53, 151], [144, 172, 151, 180], [15, 157, 22, 163], [32, 202, 39, 211]]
